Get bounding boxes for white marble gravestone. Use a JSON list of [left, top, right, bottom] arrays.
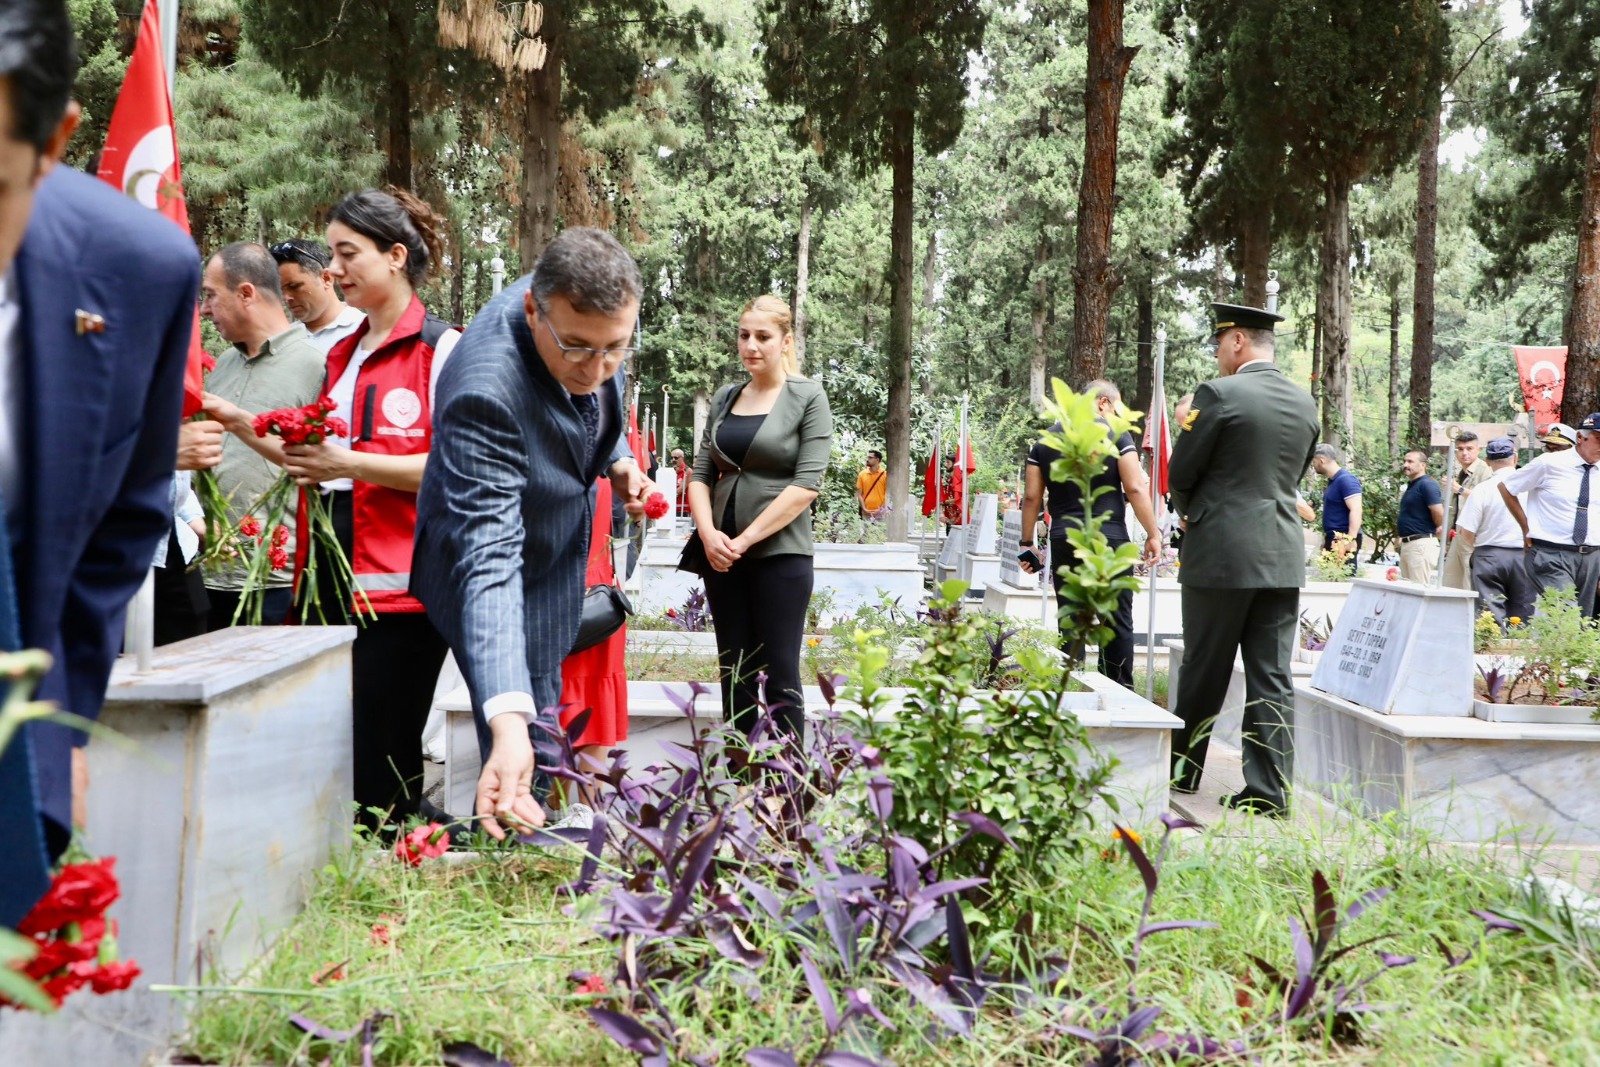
[[963, 493, 999, 555], [652, 466, 679, 536], [1309, 578, 1477, 716], [938, 527, 966, 567], [997, 509, 1041, 588]]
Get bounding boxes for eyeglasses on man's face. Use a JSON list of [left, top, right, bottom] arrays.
[[536, 306, 639, 366]]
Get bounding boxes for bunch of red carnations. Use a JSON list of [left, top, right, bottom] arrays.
[[3, 857, 140, 1010], [200, 399, 372, 625]]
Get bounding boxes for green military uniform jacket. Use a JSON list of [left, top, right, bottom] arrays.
[[1168, 361, 1319, 589]]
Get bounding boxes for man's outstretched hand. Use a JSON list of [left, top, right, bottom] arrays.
[[476, 716, 546, 840]]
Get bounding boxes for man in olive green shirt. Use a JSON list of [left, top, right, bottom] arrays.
[[1168, 304, 1319, 818], [197, 242, 324, 627]]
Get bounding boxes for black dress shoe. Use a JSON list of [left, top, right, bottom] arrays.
[[1220, 792, 1287, 819]]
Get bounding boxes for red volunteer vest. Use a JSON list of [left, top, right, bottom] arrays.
[[298, 296, 452, 614]]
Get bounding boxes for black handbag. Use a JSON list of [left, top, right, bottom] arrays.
[[676, 534, 711, 577], [571, 583, 634, 655]]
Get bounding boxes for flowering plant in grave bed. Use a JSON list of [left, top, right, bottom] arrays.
[[1473, 592, 1600, 711]]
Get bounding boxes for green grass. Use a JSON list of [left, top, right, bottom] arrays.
[[175, 805, 1600, 1066]]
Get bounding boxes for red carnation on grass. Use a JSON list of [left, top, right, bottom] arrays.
[[1386, 567, 1400, 582], [310, 960, 347, 986], [238, 515, 262, 540], [394, 823, 450, 867], [574, 972, 609, 995], [643, 492, 670, 520]]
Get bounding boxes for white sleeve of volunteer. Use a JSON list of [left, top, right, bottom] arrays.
[[482, 691, 536, 724], [429, 329, 462, 411]]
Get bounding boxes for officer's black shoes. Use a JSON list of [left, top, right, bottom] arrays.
[[1220, 792, 1287, 819]]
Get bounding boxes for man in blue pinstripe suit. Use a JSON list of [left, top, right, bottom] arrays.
[[413, 228, 652, 839]]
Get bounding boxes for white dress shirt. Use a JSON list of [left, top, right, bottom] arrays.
[[1455, 467, 1524, 549], [322, 328, 459, 491], [1499, 449, 1600, 547], [306, 305, 366, 356]]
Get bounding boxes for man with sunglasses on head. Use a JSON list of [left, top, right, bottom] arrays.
[[270, 238, 364, 354], [413, 227, 654, 841]]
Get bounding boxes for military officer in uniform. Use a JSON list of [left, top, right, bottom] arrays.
[[1168, 304, 1319, 817]]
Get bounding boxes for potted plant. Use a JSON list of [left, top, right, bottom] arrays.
[[1472, 592, 1600, 724]]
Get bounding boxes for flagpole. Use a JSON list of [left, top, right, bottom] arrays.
[[1145, 325, 1167, 701], [159, 0, 178, 96]]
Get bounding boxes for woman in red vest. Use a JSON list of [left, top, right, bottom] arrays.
[[282, 188, 461, 834]]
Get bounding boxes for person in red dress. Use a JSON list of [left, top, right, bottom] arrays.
[[553, 478, 628, 827]]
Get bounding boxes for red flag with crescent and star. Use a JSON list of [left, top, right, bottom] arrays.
[[96, 0, 205, 418], [1513, 346, 1567, 435]]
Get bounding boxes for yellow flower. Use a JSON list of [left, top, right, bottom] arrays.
[[806, 637, 820, 648], [1508, 617, 1522, 626]]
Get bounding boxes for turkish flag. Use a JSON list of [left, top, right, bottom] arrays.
[[97, 0, 205, 418], [1513, 346, 1567, 434], [1142, 397, 1171, 498], [920, 442, 941, 516], [627, 401, 644, 466]]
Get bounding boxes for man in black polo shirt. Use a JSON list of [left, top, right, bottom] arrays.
[[1396, 448, 1444, 585], [1019, 379, 1160, 688]]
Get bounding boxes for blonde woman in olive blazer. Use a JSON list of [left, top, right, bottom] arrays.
[[687, 295, 833, 745]]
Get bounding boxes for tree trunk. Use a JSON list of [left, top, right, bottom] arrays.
[[1069, 0, 1138, 388], [1317, 176, 1354, 447], [794, 187, 812, 370], [1561, 75, 1600, 423], [1388, 282, 1402, 456], [450, 218, 466, 326], [885, 108, 915, 543], [1029, 233, 1050, 410], [383, 1, 412, 189], [1408, 106, 1440, 447], [1236, 212, 1272, 307], [1310, 311, 1321, 402], [1134, 273, 1154, 424], [517, 8, 564, 267]]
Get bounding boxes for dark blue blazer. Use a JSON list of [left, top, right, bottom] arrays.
[[0, 167, 198, 928], [412, 275, 627, 763]]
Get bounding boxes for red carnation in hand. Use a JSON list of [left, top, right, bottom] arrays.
[[268, 546, 290, 571], [394, 823, 450, 866], [18, 859, 119, 937], [238, 515, 262, 539], [272, 524, 290, 547], [643, 492, 670, 520]]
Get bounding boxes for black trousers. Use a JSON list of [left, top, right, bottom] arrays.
[[1050, 533, 1135, 688], [703, 552, 813, 745], [1171, 585, 1298, 807], [310, 491, 449, 830], [154, 528, 209, 646], [205, 586, 293, 630]]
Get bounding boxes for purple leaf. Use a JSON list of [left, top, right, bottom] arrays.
[[952, 811, 1017, 848], [1119, 1004, 1165, 1040], [866, 775, 894, 822], [917, 877, 988, 903], [946, 896, 976, 984], [440, 1042, 514, 1067], [705, 919, 767, 967], [1135, 920, 1219, 945], [1158, 811, 1201, 831], [817, 671, 837, 705], [1312, 870, 1338, 946], [1342, 887, 1391, 924], [800, 951, 840, 1034], [1289, 916, 1315, 983], [816, 884, 858, 971], [1118, 824, 1159, 898], [745, 1050, 799, 1067], [1378, 952, 1417, 968], [586, 1008, 662, 1055], [289, 1014, 358, 1042], [560, 812, 608, 896], [733, 873, 786, 919], [1471, 909, 1525, 933]]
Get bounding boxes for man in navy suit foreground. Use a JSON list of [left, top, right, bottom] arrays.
[[414, 229, 652, 839], [0, 0, 199, 928]]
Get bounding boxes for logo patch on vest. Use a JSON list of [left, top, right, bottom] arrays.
[[382, 387, 422, 429]]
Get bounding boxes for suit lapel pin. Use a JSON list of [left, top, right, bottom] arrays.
[[75, 309, 107, 336]]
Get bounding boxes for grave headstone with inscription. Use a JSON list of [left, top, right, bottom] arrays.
[[1308, 578, 1476, 716], [998, 509, 1041, 588], [959, 494, 1001, 591]]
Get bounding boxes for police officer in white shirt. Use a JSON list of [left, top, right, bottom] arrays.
[[1456, 436, 1531, 625], [1499, 413, 1600, 615]]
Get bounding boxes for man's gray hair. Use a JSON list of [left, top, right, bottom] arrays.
[[1313, 443, 1341, 464], [1085, 378, 1122, 403], [531, 227, 642, 314], [212, 242, 283, 300], [1244, 327, 1276, 353]]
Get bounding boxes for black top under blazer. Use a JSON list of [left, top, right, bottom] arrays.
[[691, 375, 834, 559]]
